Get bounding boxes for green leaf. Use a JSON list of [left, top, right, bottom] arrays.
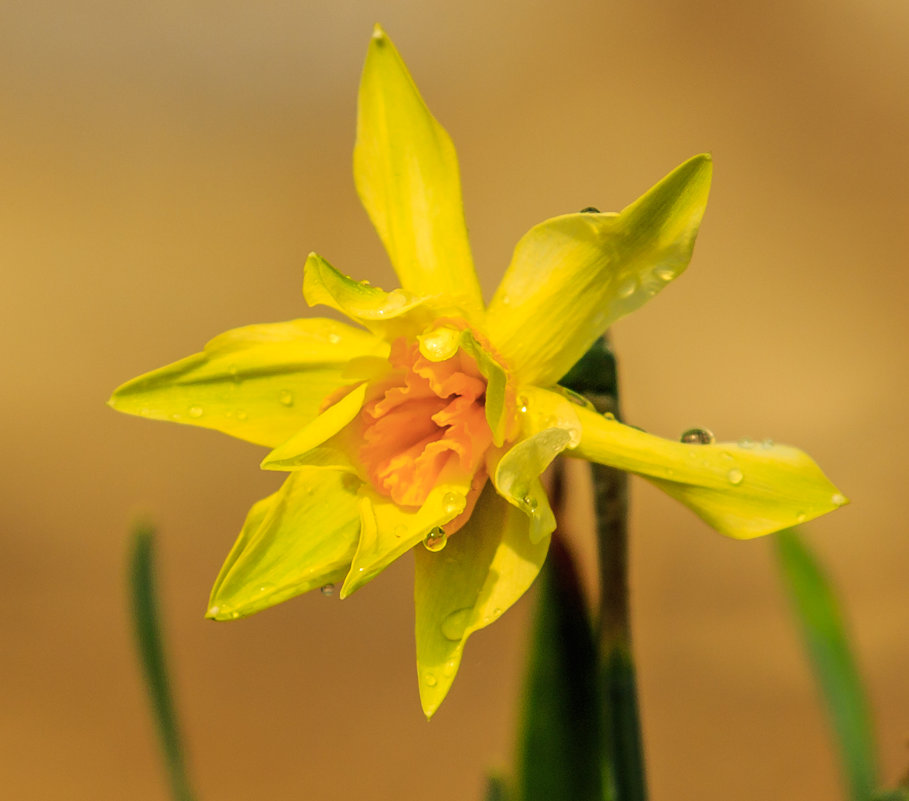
[[516, 537, 602, 801], [129, 522, 197, 801], [776, 529, 878, 801]]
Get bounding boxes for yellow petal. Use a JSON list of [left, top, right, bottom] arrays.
[[339, 479, 470, 598], [207, 469, 361, 619], [487, 155, 712, 386], [109, 318, 384, 447], [303, 252, 432, 340], [260, 382, 368, 470], [414, 486, 550, 718], [573, 407, 847, 538], [354, 25, 484, 319]]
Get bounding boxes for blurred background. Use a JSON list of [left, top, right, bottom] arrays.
[[2, 0, 908, 799]]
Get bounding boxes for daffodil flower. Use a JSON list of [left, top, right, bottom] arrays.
[[109, 25, 846, 717]]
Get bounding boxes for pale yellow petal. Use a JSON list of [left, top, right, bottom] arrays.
[[573, 407, 847, 538], [109, 318, 386, 447], [354, 26, 484, 318], [487, 155, 712, 385], [414, 486, 549, 718]]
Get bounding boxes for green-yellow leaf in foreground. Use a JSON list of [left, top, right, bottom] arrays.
[[109, 24, 847, 716]]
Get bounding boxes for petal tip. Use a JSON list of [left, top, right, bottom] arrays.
[[371, 23, 386, 42]]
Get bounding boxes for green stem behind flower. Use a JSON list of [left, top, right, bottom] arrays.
[[130, 522, 198, 801], [562, 335, 648, 801]]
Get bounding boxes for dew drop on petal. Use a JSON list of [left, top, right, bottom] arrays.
[[236, 409, 248, 421], [727, 469, 744, 485], [796, 512, 807, 524], [617, 277, 637, 298], [188, 406, 204, 418], [832, 493, 847, 507], [680, 427, 715, 445], [761, 438, 775, 449], [423, 526, 447, 552], [738, 437, 754, 449], [442, 660, 457, 677], [654, 266, 677, 281], [521, 494, 539, 512], [279, 390, 294, 407], [442, 491, 461, 514], [441, 608, 472, 641], [424, 672, 438, 687], [320, 583, 335, 596], [228, 364, 240, 382], [327, 333, 341, 344], [579, 206, 600, 213]]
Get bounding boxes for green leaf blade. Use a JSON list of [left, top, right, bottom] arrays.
[[776, 529, 878, 801], [516, 538, 602, 801]]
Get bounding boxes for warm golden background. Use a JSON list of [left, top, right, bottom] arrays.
[[3, 1, 907, 799]]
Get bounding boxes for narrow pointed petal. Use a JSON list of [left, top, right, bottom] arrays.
[[261, 383, 368, 470], [339, 478, 471, 598], [487, 155, 712, 386], [573, 406, 847, 538], [207, 469, 361, 619], [303, 252, 432, 340], [109, 318, 385, 447], [353, 26, 484, 318], [414, 486, 550, 718]]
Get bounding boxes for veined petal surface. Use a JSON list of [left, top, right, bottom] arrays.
[[207, 468, 361, 619], [487, 155, 712, 386], [354, 25, 484, 318], [109, 318, 384, 447], [573, 406, 847, 538], [414, 485, 550, 718]]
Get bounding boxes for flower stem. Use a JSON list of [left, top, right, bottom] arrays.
[[562, 335, 648, 801]]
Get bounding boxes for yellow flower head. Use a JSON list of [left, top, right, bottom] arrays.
[[110, 25, 846, 718]]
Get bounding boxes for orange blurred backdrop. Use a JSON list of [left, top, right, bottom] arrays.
[[2, 1, 908, 799]]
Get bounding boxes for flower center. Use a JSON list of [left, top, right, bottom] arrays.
[[359, 336, 493, 507]]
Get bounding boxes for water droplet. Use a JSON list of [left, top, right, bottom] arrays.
[[617, 277, 637, 298], [256, 584, 273, 596], [392, 524, 407, 539], [654, 266, 677, 281], [518, 395, 529, 414], [208, 605, 220, 616], [761, 438, 775, 449], [423, 526, 447, 552], [680, 427, 715, 445], [188, 406, 203, 418], [442, 660, 457, 677], [832, 493, 847, 507], [327, 333, 341, 344], [441, 608, 472, 641], [279, 390, 294, 406], [738, 437, 754, 449], [442, 492, 461, 514], [424, 672, 438, 687], [521, 494, 539, 512], [602, 412, 616, 421], [492, 608, 502, 617], [228, 364, 240, 382], [236, 409, 248, 421], [579, 206, 600, 213], [320, 583, 335, 596], [727, 469, 744, 485], [796, 512, 807, 524]]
